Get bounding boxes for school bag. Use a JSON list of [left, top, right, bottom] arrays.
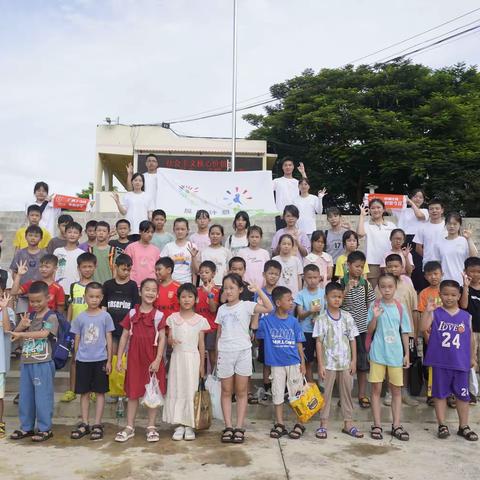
[[88, 245, 116, 273], [365, 299, 403, 353], [32, 309, 75, 369]]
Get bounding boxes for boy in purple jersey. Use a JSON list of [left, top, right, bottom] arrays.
[[421, 280, 478, 441]]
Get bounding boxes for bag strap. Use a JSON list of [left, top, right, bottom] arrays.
[[198, 378, 206, 391]]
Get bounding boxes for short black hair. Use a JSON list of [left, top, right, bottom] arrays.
[[378, 272, 398, 286], [77, 252, 97, 266], [209, 224, 224, 235], [233, 211, 250, 230], [199, 260, 216, 273], [33, 182, 49, 193], [58, 214, 74, 225], [440, 279, 461, 292], [272, 286, 292, 305], [27, 204, 42, 215], [116, 218, 131, 228], [96, 221, 110, 231], [390, 228, 406, 240], [424, 261, 442, 273], [40, 254, 58, 266], [264, 259, 282, 273], [385, 253, 403, 264], [174, 217, 189, 229], [342, 230, 359, 247], [25, 225, 43, 238], [283, 204, 299, 219], [65, 221, 82, 234], [326, 206, 341, 217], [347, 251, 366, 264], [152, 209, 167, 219], [139, 220, 154, 233], [304, 264, 320, 274], [177, 282, 198, 300], [155, 257, 174, 272], [229, 256, 246, 269], [28, 280, 49, 296], [428, 198, 444, 208], [85, 220, 98, 230], [195, 209, 210, 220], [326, 281, 344, 295], [465, 256, 480, 270], [247, 225, 263, 237], [280, 156, 294, 167], [115, 253, 132, 268], [85, 281, 103, 293], [146, 153, 158, 161], [140, 278, 158, 290]]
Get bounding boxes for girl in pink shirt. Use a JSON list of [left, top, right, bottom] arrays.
[[239, 226, 270, 287], [125, 221, 161, 287]]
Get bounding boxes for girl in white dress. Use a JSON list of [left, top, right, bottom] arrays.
[[163, 283, 210, 441]]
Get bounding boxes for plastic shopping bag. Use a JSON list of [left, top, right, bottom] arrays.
[[469, 368, 479, 397], [205, 372, 223, 420], [142, 373, 164, 409], [194, 379, 212, 430], [109, 354, 127, 396], [289, 379, 324, 423]]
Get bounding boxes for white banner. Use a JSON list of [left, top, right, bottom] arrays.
[[156, 168, 278, 218]]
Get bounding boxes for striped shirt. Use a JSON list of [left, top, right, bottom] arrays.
[[340, 280, 376, 333]]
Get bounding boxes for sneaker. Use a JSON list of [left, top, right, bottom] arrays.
[[172, 426, 185, 441], [383, 392, 392, 406], [184, 427, 196, 441], [402, 395, 419, 407], [60, 390, 76, 403]]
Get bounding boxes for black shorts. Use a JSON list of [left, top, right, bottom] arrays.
[[302, 332, 316, 363], [257, 339, 265, 364], [112, 323, 123, 340], [75, 360, 109, 394], [356, 332, 370, 372]]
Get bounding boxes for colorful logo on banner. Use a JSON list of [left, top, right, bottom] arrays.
[[223, 187, 253, 208], [363, 193, 406, 210]]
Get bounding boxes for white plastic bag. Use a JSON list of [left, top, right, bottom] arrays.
[[205, 372, 223, 420], [142, 373, 164, 408], [469, 368, 479, 397]]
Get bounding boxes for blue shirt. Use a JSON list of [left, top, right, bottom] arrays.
[[367, 301, 412, 367], [294, 287, 325, 333], [256, 313, 305, 367], [71, 310, 115, 362], [253, 288, 274, 321]]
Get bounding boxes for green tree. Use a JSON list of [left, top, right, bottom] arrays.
[[244, 61, 480, 215]]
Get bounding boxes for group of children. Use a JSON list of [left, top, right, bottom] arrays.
[[0, 172, 478, 446]]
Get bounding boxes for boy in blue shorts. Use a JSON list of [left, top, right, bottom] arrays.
[[254, 286, 305, 439], [422, 279, 478, 441]]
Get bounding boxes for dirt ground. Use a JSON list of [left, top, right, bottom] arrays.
[[0, 419, 478, 480]]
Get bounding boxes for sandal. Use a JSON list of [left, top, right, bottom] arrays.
[[115, 426, 135, 443], [270, 423, 288, 439], [32, 431, 53, 442], [146, 426, 160, 443], [221, 427, 234, 443], [438, 424, 450, 439], [457, 425, 478, 442], [315, 427, 327, 439], [232, 428, 245, 444], [391, 425, 410, 442], [10, 429, 35, 440], [71, 422, 90, 440], [426, 397, 435, 407], [247, 392, 258, 405], [90, 424, 104, 441], [288, 423, 305, 440], [0, 422, 5, 438], [370, 426, 383, 440], [358, 397, 371, 409], [342, 426, 364, 438]]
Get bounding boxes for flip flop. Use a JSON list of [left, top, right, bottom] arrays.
[[342, 426, 364, 438]]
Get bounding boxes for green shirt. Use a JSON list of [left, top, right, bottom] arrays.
[[91, 246, 114, 284]]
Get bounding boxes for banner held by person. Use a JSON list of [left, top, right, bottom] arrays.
[[53, 194, 93, 211], [363, 193, 406, 210], [156, 168, 278, 218]]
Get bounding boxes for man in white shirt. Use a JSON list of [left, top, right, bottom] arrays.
[[272, 157, 307, 231], [127, 153, 158, 208]]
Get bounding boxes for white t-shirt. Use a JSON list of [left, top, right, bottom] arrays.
[[161, 241, 197, 284], [272, 176, 299, 213], [26, 199, 60, 236], [201, 246, 232, 286], [215, 300, 256, 351], [396, 207, 429, 236], [122, 191, 153, 234], [293, 194, 323, 235], [53, 247, 83, 294], [238, 247, 271, 287], [190, 232, 211, 252], [226, 233, 249, 256], [434, 236, 469, 285], [363, 221, 396, 265], [272, 255, 303, 296], [144, 172, 158, 208], [413, 222, 446, 267]]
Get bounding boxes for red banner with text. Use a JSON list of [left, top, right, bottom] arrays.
[[53, 195, 92, 211], [363, 193, 406, 210]]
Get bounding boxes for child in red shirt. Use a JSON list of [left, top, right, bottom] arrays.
[[154, 257, 180, 319], [11, 254, 65, 313], [196, 261, 220, 371]]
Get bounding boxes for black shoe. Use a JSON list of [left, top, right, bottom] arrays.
[[13, 393, 19, 405], [470, 393, 477, 406]]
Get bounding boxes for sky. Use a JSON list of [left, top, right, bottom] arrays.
[[0, 0, 479, 210]]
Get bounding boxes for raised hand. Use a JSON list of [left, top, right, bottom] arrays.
[[348, 278, 359, 289], [0, 292, 11, 309], [18, 312, 31, 330], [16, 260, 28, 276], [359, 204, 368, 217], [372, 303, 383, 319], [401, 244, 412, 258], [297, 162, 306, 177], [426, 297, 436, 313], [318, 188, 327, 198], [462, 272, 471, 288], [247, 283, 260, 293], [187, 244, 199, 258], [463, 224, 473, 239], [126, 162, 133, 176], [111, 192, 120, 203]]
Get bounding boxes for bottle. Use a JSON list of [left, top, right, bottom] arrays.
[[116, 397, 125, 418]]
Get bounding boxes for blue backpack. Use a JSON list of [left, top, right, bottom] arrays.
[[33, 310, 75, 370]]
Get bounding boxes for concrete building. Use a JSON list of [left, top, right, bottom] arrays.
[[95, 124, 276, 212]]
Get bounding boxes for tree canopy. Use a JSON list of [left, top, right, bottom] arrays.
[[244, 61, 480, 215]]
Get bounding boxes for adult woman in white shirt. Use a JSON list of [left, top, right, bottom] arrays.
[[112, 173, 153, 235], [357, 198, 396, 288], [293, 178, 326, 237]]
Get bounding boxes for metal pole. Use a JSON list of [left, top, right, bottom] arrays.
[[231, 0, 238, 172]]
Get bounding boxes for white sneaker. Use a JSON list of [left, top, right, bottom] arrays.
[[383, 392, 392, 406], [402, 395, 419, 407], [184, 427, 196, 441], [172, 426, 185, 441]]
